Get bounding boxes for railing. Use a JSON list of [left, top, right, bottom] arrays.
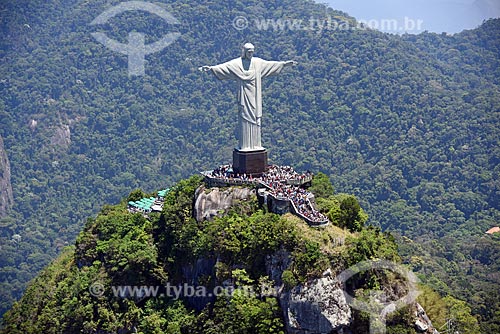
[[289, 196, 329, 226], [286, 175, 313, 186], [203, 174, 260, 187]]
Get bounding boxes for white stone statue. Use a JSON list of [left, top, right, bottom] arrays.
[[200, 43, 297, 151]]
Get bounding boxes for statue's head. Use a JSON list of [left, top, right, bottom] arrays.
[[241, 43, 255, 60]]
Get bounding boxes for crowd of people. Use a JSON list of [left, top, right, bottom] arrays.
[[208, 165, 257, 182], [293, 194, 327, 223], [206, 164, 328, 224], [261, 165, 312, 185], [210, 165, 233, 178], [260, 176, 327, 224]]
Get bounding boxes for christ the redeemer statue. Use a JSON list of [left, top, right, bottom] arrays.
[[200, 43, 297, 151]]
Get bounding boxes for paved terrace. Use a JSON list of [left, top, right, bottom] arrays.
[[201, 165, 328, 225]]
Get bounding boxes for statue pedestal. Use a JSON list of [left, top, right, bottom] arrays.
[[233, 149, 268, 176]]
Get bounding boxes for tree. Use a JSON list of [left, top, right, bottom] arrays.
[[309, 172, 335, 199], [339, 196, 364, 232], [127, 188, 146, 203], [443, 296, 481, 334]]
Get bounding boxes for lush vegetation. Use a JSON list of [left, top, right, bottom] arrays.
[[2, 175, 475, 333], [0, 0, 498, 331]]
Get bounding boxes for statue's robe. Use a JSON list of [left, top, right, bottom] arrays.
[[211, 57, 286, 151]]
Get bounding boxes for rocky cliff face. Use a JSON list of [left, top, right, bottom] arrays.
[[414, 302, 440, 334], [193, 185, 256, 222], [181, 258, 218, 311], [180, 248, 352, 334], [192, 185, 435, 334], [50, 124, 71, 149], [0, 135, 14, 217], [282, 275, 352, 334], [266, 250, 352, 334]]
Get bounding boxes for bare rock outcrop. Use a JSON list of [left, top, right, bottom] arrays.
[[193, 185, 256, 222], [282, 275, 352, 334], [266, 251, 351, 333], [415, 302, 440, 333], [50, 124, 71, 149], [0, 135, 14, 217]]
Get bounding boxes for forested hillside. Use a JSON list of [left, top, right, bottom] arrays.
[[1, 175, 478, 333], [0, 0, 498, 331]]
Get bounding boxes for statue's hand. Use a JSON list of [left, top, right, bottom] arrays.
[[285, 60, 298, 66], [198, 65, 212, 72]]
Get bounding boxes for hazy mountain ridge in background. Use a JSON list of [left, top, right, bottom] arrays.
[[0, 0, 498, 331], [323, 0, 500, 33]]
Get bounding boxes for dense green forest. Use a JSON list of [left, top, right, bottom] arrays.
[[0, 0, 498, 332]]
